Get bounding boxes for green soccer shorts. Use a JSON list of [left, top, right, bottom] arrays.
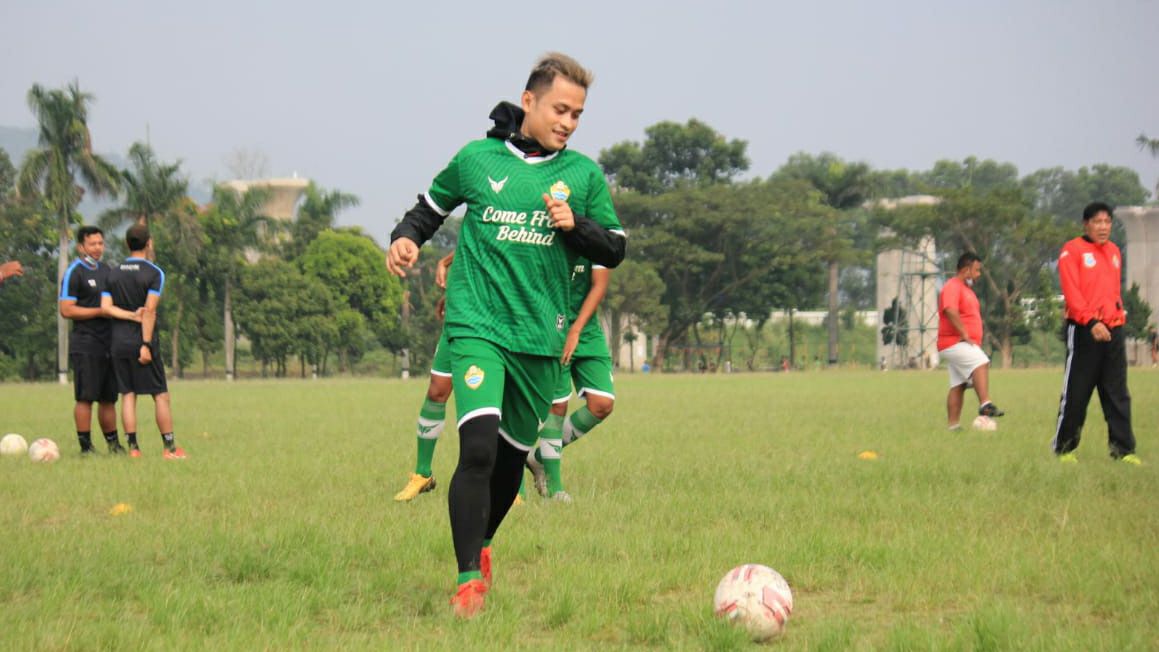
[[449, 337, 560, 451], [552, 354, 616, 404], [431, 329, 452, 377]]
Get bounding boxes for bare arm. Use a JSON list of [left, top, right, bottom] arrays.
[[435, 251, 456, 289], [60, 299, 105, 321], [562, 267, 610, 364], [942, 307, 976, 346], [138, 293, 161, 364], [100, 294, 144, 322]]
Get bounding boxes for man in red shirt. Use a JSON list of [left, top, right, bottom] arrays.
[[937, 252, 1004, 430], [1053, 202, 1140, 465]]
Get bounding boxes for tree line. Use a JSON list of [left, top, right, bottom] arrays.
[[1, 82, 1155, 380]]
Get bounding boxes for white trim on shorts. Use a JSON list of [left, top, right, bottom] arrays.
[[576, 387, 616, 400], [457, 406, 501, 429], [497, 426, 534, 452], [939, 341, 990, 388]]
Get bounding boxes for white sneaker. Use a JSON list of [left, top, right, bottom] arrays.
[[525, 449, 548, 497], [550, 490, 573, 504]]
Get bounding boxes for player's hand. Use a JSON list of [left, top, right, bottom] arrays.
[[561, 328, 580, 364], [0, 260, 24, 282], [386, 238, 420, 278], [543, 194, 575, 232], [435, 253, 454, 289], [435, 296, 446, 321], [132, 307, 146, 323], [138, 344, 153, 365], [1091, 321, 1112, 342]]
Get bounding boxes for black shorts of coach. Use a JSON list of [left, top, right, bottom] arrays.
[[112, 355, 168, 396], [71, 352, 119, 404]]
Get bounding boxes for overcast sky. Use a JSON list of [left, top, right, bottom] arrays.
[[2, 0, 1157, 240]]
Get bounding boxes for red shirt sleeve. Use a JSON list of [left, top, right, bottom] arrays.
[[940, 278, 960, 315], [1058, 245, 1095, 325]]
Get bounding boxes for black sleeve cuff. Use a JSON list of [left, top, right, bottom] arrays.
[[390, 195, 446, 247], [561, 215, 627, 268]]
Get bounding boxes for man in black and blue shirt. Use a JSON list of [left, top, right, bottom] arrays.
[[101, 223, 185, 459], [58, 225, 127, 455]]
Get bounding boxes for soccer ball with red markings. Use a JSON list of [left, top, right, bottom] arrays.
[[713, 564, 793, 641], [28, 438, 60, 463]]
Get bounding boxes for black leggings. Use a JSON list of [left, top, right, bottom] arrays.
[[448, 414, 526, 574]]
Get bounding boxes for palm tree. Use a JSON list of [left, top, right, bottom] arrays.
[[100, 142, 188, 231], [772, 153, 875, 366], [17, 82, 120, 384], [284, 182, 360, 259], [201, 185, 272, 380]]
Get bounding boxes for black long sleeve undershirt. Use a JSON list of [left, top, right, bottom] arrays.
[[562, 214, 626, 268], [389, 195, 445, 247]]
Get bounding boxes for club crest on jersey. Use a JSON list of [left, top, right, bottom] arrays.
[[87, 279, 97, 287], [549, 180, 570, 202], [464, 365, 485, 389], [1082, 252, 1096, 268], [488, 176, 508, 194]]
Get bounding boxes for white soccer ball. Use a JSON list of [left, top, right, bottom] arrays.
[[28, 438, 61, 463], [713, 564, 793, 641], [972, 415, 998, 432], [1, 433, 29, 458]]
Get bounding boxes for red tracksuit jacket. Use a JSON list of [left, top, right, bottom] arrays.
[[1058, 236, 1125, 328]]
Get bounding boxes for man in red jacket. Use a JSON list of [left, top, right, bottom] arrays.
[[1053, 202, 1140, 465]]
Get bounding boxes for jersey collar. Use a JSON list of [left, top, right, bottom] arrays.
[[504, 140, 559, 165]]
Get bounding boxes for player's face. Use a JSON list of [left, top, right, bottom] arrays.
[[969, 261, 983, 283], [520, 76, 586, 152], [78, 233, 105, 262], [1084, 212, 1112, 245]]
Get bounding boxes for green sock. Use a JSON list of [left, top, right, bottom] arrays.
[[562, 406, 602, 446], [538, 414, 565, 494], [414, 398, 446, 477], [457, 570, 483, 585]]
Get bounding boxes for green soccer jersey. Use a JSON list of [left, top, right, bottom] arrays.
[[427, 138, 622, 357], [568, 258, 611, 359]]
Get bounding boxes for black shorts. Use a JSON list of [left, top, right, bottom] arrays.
[[112, 355, 168, 396], [71, 353, 118, 403]]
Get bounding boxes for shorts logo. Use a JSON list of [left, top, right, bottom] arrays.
[[1082, 252, 1096, 268], [556, 314, 565, 330], [549, 180, 571, 202], [464, 365, 485, 389]]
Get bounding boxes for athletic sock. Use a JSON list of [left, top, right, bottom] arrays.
[[77, 431, 94, 453], [562, 406, 603, 447], [104, 431, 124, 452], [537, 414, 565, 494], [161, 432, 176, 451], [415, 398, 446, 477], [457, 570, 483, 585], [127, 432, 139, 450]]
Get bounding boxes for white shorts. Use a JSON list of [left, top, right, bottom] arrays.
[[939, 342, 990, 388]]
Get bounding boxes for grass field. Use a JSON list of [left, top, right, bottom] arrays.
[[1, 368, 1157, 651]]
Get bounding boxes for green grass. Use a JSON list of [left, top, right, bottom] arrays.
[[1, 369, 1157, 650]]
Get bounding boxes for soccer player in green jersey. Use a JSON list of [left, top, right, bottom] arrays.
[[386, 52, 626, 618], [394, 254, 453, 502], [526, 258, 615, 502]]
